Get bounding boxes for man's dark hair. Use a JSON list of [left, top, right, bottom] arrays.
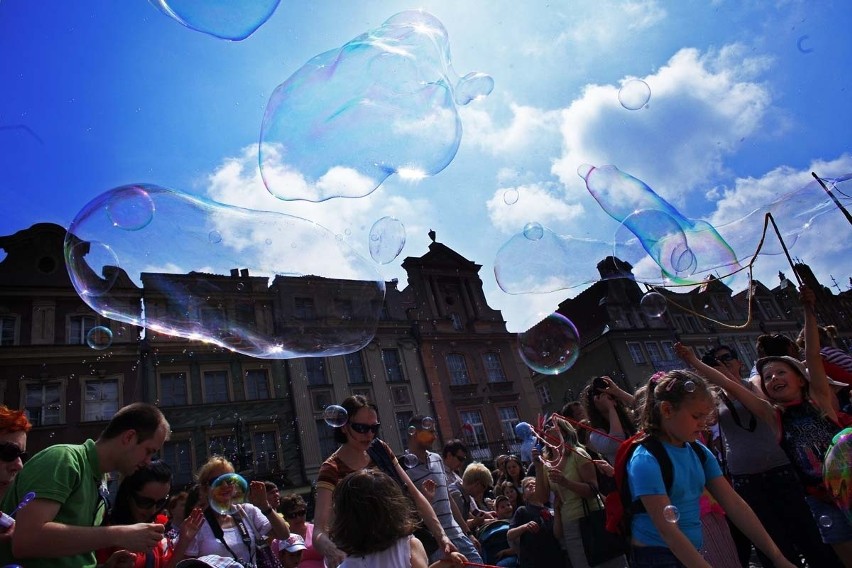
[[442, 438, 468, 459], [263, 481, 279, 492], [407, 414, 427, 429], [756, 334, 797, 357], [99, 403, 168, 442], [709, 345, 738, 360]]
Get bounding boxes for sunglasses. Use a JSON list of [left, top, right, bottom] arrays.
[[717, 354, 736, 363], [0, 442, 28, 463], [131, 493, 170, 510], [349, 422, 381, 434], [454, 453, 467, 461], [285, 509, 307, 519]]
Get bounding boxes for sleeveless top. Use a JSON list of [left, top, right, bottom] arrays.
[[717, 394, 789, 475], [777, 400, 841, 499], [338, 535, 411, 568]]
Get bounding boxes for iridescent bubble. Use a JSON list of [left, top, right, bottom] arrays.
[[640, 292, 668, 318], [369, 217, 406, 264], [579, 164, 740, 285], [147, 0, 280, 41], [323, 405, 348, 428], [86, 326, 113, 350], [421, 416, 435, 431], [818, 515, 833, 528], [683, 380, 696, 393], [824, 427, 852, 526], [208, 473, 248, 515], [65, 184, 384, 359], [259, 10, 493, 202], [618, 79, 651, 110], [503, 189, 519, 205], [208, 230, 222, 244], [403, 451, 419, 468], [663, 505, 680, 523], [517, 313, 580, 375], [523, 222, 544, 241], [106, 186, 155, 231]]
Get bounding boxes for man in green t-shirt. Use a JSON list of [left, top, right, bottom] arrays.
[[0, 402, 171, 568]]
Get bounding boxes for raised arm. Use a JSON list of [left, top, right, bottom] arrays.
[[799, 285, 840, 418], [675, 343, 778, 432], [395, 461, 457, 558]]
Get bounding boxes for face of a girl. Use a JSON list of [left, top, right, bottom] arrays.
[[496, 499, 513, 519], [661, 395, 715, 446], [130, 480, 171, 523], [505, 459, 521, 479], [761, 361, 806, 404], [344, 407, 379, 450], [504, 484, 518, 502]]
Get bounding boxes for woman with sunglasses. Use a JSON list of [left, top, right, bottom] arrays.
[[0, 406, 30, 502], [314, 395, 456, 568], [95, 460, 202, 567], [280, 492, 324, 568]]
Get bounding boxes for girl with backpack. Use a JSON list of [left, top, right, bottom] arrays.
[[626, 369, 795, 568], [678, 284, 852, 565]]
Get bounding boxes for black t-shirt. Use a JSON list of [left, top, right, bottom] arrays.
[[509, 503, 565, 568]]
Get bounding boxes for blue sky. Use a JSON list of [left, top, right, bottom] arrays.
[[1, 0, 851, 333]]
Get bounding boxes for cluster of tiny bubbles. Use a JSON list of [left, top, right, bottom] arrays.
[[403, 451, 419, 468], [639, 292, 668, 318], [663, 505, 680, 523], [369, 216, 406, 264], [683, 380, 697, 393], [523, 222, 544, 241], [503, 188, 519, 205], [259, 10, 492, 202], [64, 184, 384, 359], [208, 473, 248, 515], [818, 515, 833, 528], [323, 405, 348, 428], [517, 313, 580, 375], [578, 164, 740, 285], [85, 326, 114, 350], [618, 79, 651, 110], [147, 0, 281, 41]]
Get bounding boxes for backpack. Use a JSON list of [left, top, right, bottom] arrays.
[[604, 432, 706, 539]]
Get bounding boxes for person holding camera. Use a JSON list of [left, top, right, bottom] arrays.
[[580, 376, 636, 465]]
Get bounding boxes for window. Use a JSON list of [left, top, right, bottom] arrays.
[[245, 369, 271, 400], [316, 419, 338, 460], [0, 315, 17, 346], [395, 411, 413, 448], [686, 315, 703, 332], [382, 349, 405, 383], [660, 341, 676, 361], [161, 438, 193, 486], [305, 358, 328, 386], [345, 352, 366, 384], [252, 431, 279, 475], [758, 299, 780, 320], [234, 302, 255, 328], [391, 386, 411, 405], [82, 378, 119, 422], [25, 382, 62, 426], [450, 313, 463, 331], [203, 370, 229, 403], [208, 434, 238, 463], [626, 342, 646, 364], [312, 390, 333, 413], [483, 353, 507, 382], [334, 299, 353, 320], [67, 314, 97, 345], [294, 297, 315, 320], [158, 372, 188, 407], [200, 306, 226, 332], [446, 353, 470, 385], [537, 383, 552, 405], [498, 406, 520, 444], [644, 342, 663, 362], [459, 410, 490, 460], [671, 314, 690, 332]]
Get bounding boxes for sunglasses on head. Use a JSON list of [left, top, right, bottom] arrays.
[[349, 422, 381, 434], [132, 492, 169, 510], [285, 509, 307, 519], [0, 442, 28, 463]]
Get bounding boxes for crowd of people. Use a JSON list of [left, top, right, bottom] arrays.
[[0, 284, 849, 568]]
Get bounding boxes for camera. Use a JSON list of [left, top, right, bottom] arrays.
[[592, 376, 608, 393]]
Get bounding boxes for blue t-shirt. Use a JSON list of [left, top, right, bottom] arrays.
[[627, 439, 722, 549]]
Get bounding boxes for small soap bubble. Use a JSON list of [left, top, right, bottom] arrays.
[[106, 186, 155, 231], [663, 505, 680, 523], [208, 473, 248, 515], [208, 230, 222, 244], [403, 451, 419, 468], [517, 313, 580, 375], [323, 405, 348, 428], [818, 515, 833, 528], [369, 217, 406, 264], [523, 222, 544, 241], [503, 189, 519, 205], [421, 416, 435, 431], [683, 380, 696, 393], [618, 79, 651, 110], [86, 326, 114, 350], [640, 292, 668, 318]]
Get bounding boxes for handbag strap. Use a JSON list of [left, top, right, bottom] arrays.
[[203, 506, 255, 566], [581, 482, 603, 517]]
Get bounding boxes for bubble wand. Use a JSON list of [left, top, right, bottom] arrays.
[[0, 491, 37, 530]]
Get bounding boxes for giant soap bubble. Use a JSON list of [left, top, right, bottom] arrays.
[[208, 473, 248, 515], [517, 313, 580, 375], [65, 184, 385, 359], [148, 0, 280, 40], [259, 10, 494, 202]]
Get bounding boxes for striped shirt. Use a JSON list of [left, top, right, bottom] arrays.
[[404, 450, 463, 540]]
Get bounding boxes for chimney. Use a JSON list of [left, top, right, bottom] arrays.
[[230, 269, 239, 278], [240, 269, 249, 278]]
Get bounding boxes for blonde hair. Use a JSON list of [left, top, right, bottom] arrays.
[[462, 461, 494, 488], [195, 456, 235, 486]]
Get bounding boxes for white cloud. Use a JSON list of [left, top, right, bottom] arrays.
[[551, 45, 776, 208], [554, 0, 666, 49], [486, 182, 585, 234], [460, 102, 562, 156]]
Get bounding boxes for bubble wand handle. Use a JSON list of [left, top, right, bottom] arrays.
[[812, 171, 852, 226]]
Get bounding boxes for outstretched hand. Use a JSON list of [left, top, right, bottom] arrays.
[[799, 284, 815, 309], [674, 342, 697, 363]]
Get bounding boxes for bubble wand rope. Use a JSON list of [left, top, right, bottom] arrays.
[[812, 171, 852, 226]]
